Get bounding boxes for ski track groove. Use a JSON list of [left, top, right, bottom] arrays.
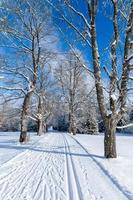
[[0, 151, 37, 190], [68, 134, 129, 200], [63, 134, 83, 200], [3, 153, 43, 199], [0, 151, 32, 183], [0, 134, 50, 183], [0, 134, 46, 169], [18, 135, 58, 200], [32, 155, 51, 199], [64, 134, 100, 200], [0, 134, 66, 200], [11, 154, 45, 199], [0, 132, 129, 200]]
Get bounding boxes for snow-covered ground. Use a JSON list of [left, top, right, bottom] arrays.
[[0, 132, 41, 165], [0, 131, 133, 200]]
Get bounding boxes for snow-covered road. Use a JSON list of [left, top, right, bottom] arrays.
[[0, 132, 130, 200]]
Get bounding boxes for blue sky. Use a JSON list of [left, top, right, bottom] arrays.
[[0, 0, 130, 84], [49, 1, 115, 80], [0, 0, 132, 103], [48, 0, 130, 83]]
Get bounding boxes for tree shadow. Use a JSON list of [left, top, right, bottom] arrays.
[[72, 136, 133, 200], [0, 139, 133, 200], [0, 144, 104, 159]]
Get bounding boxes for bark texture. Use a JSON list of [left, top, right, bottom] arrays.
[[104, 118, 117, 158], [88, 1, 133, 158], [19, 92, 32, 143], [37, 119, 43, 136], [88, 0, 116, 157], [69, 112, 76, 135], [19, 16, 40, 142], [37, 96, 44, 136]]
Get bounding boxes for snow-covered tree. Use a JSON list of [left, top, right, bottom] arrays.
[[32, 60, 56, 135], [0, 0, 54, 142], [46, 0, 133, 158], [55, 50, 98, 135]]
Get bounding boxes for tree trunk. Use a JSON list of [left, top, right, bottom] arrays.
[[46, 123, 48, 132], [44, 121, 47, 133], [19, 92, 32, 143], [37, 95, 42, 135], [69, 113, 76, 135], [88, 2, 117, 158], [37, 119, 43, 136], [104, 118, 117, 158]]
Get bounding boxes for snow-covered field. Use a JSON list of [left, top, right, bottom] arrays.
[[0, 132, 41, 165], [0, 131, 133, 200]]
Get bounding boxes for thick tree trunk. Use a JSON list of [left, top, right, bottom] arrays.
[[37, 119, 43, 136], [19, 92, 32, 143], [37, 96, 45, 136], [44, 121, 47, 133], [69, 113, 76, 135], [104, 118, 117, 158], [88, 2, 117, 158]]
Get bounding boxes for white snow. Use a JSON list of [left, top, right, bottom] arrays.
[[117, 123, 133, 129], [0, 131, 133, 200], [107, 110, 112, 116], [111, 93, 117, 101], [0, 132, 41, 165], [112, 39, 117, 46], [75, 133, 133, 200]]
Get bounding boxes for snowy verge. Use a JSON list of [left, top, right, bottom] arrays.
[[75, 133, 133, 199], [0, 132, 45, 166]]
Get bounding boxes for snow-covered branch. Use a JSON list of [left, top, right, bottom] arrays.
[[45, 0, 91, 47], [65, 2, 91, 31], [0, 86, 26, 94], [117, 123, 133, 129]]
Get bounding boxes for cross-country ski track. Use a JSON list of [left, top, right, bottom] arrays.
[[0, 132, 130, 200]]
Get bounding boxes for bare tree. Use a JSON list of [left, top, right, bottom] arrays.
[[46, 0, 133, 158], [0, 0, 53, 142], [32, 61, 56, 136], [0, 100, 20, 131], [55, 50, 96, 135]]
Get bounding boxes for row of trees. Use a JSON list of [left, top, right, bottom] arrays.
[[45, 0, 133, 158], [0, 49, 99, 134], [0, 0, 132, 158], [0, 0, 98, 138]]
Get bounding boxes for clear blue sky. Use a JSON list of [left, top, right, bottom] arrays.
[[49, 0, 127, 79]]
